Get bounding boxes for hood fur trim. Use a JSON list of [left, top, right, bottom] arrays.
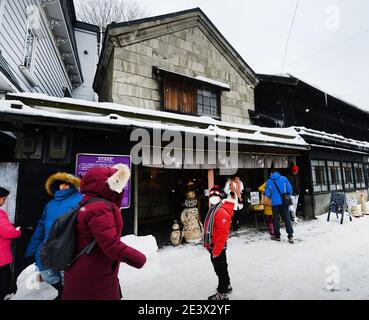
[[45, 172, 81, 196], [107, 164, 131, 193]]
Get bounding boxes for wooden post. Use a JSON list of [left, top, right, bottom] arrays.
[[134, 165, 139, 236], [208, 169, 214, 194]]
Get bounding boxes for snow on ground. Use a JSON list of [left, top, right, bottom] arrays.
[[120, 213, 369, 300], [12, 213, 369, 300]]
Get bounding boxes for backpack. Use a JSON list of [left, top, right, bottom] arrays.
[[273, 180, 293, 207], [39, 197, 113, 272]]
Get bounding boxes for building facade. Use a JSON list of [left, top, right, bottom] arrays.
[[253, 74, 369, 216], [0, 0, 99, 100], [94, 8, 257, 125]]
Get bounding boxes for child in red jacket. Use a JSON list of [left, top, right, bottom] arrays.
[[0, 187, 21, 300], [203, 185, 235, 300]]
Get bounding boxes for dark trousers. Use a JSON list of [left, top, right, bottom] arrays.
[[0, 264, 12, 300], [272, 205, 294, 237], [232, 209, 242, 231], [210, 249, 230, 294]]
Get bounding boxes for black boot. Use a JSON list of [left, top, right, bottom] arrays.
[[51, 282, 63, 300]]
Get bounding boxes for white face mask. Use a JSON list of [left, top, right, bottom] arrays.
[[209, 196, 221, 205]]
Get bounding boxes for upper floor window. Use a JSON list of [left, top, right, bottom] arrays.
[[163, 75, 220, 118], [197, 88, 219, 118], [155, 67, 229, 119]]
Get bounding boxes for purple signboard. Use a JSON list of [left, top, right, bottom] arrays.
[[75, 153, 131, 209]]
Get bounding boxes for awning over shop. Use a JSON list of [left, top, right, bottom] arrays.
[[0, 93, 309, 169]]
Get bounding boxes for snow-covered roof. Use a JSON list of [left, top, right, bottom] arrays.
[[0, 93, 309, 150], [262, 73, 369, 114], [0, 130, 16, 139], [294, 126, 369, 152]]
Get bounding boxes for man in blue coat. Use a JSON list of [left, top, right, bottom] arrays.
[[25, 172, 82, 299], [264, 168, 294, 243]]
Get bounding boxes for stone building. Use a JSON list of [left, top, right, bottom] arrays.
[[93, 8, 257, 125]]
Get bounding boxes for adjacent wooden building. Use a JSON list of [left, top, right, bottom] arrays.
[[253, 73, 369, 216], [0, 0, 99, 100]]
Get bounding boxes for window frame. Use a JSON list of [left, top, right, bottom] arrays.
[[364, 163, 369, 188], [311, 159, 329, 193], [353, 162, 366, 189], [342, 161, 355, 191], [162, 74, 221, 119], [196, 86, 221, 119], [327, 160, 343, 191]]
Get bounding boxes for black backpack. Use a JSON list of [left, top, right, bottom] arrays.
[[39, 197, 113, 272]]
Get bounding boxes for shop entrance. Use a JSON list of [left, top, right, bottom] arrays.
[[137, 167, 209, 245]]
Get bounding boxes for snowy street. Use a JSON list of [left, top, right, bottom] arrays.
[[11, 212, 369, 300], [120, 213, 369, 300]]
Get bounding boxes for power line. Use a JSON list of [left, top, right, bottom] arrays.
[[280, 0, 299, 74], [286, 27, 369, 68]]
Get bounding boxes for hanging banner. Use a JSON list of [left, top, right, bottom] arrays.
[[75, 153, 131, 209]]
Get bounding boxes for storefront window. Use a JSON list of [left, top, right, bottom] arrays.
[[365, 163, 369, 187], [342, 162, 355, 190], [327, 161, 343, 191], [353, 163, 366, 189], [311, 160, 328, 192]]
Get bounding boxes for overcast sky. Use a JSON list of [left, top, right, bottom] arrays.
[[78, 0, 369, 111]]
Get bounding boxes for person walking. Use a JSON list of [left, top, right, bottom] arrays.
[[0, 187, 21, 300], [25, 172, 82, 299], [224, 174, 244, 231], [258, 182, 274, 236], [203, 185, 235, 300], [264, 168, 294, 243], [62, 164, 146, 300], [287, 165, 301, 223]]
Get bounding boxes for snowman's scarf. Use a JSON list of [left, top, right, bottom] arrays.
[[203, 202, 223, 249]]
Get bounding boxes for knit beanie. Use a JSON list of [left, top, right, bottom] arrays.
[[0, 187, 10, 197]]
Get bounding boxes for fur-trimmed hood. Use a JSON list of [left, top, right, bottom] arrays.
[[80, 164, 131, 205], [45, 172, 81, 196]]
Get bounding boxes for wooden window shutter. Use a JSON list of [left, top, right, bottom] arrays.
[[164, 76, 196, 115]]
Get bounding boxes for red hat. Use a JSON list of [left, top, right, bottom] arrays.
[[209, 185, 225, 199], [292, 165, 299, 172]]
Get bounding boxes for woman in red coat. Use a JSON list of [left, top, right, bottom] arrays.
[[62, 164, 146, 300], [0, 187, 21, 300], [203, 186, 235, 300]]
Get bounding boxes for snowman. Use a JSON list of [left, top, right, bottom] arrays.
[[180, 182, 203, 243], [170, 220, 182, 246]]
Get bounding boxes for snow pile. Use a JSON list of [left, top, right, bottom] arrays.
[[11, 264, 57, 300], [121, 234, 159, 262], [118, 235, 163, 293]]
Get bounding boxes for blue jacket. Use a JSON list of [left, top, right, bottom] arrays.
[[25, 188, 83, 270], [264, 172, 292, 206]]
